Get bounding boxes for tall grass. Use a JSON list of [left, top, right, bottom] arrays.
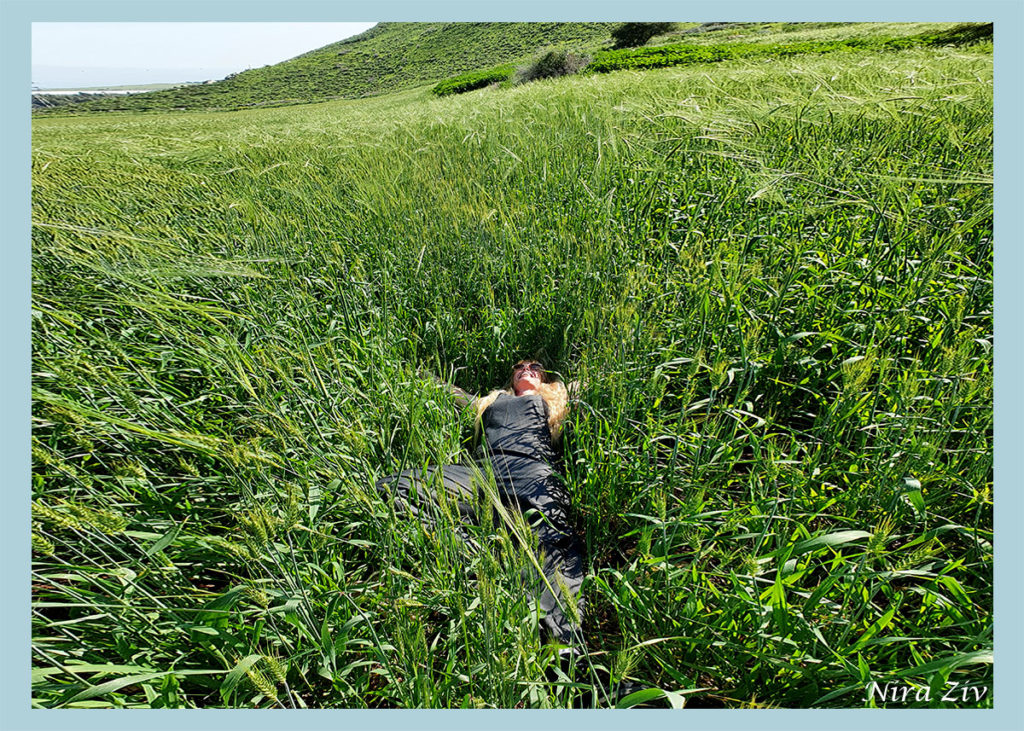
[[31, 45, 992, 708]]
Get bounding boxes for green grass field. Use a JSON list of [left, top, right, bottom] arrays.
[[31, 42, 993, 709], [34, 21, 975, 114], [33, 22, 619, 114]]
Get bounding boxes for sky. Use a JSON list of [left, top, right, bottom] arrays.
[[31, 22, 378, 89]]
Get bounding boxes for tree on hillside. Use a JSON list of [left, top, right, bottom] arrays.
[[611, 22, 677, 49]]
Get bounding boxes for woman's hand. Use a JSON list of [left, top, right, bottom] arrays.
[[425, 371, 477, 410], [449, 383, 478, 410]]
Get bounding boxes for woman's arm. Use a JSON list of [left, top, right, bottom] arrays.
[[566, 379, 587, 403], [449, 383, 478, 410], [429, 374, 478, 410]]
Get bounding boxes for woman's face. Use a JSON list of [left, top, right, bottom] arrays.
[[512, 361, 543, 396]]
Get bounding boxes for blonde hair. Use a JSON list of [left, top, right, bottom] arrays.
[[475, 379, 569, 443]]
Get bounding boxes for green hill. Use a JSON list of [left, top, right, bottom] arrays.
[[35, 21, 980, 115], [40, 22, 618, 113]]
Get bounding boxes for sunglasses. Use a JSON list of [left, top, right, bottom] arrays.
[[513, 362, 544, 374]]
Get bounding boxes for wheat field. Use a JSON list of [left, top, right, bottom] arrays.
[[31, 44, 992, 708]]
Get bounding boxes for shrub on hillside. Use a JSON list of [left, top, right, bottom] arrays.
[[432, 64, 515, 96], [611, 22, 677, 49], [515, 49, 591, 83], [428, 24, 992, 101]]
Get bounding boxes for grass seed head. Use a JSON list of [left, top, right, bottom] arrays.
[[840, 354, 874, 394], [245, 666, 279, 702], [262, 655, 288, 684], [31, 531, 55, 556], [61, 500, 129, 534], [32, 500, 83, 531], [243, 585, 271, 608], [868, 516, 896, 554]]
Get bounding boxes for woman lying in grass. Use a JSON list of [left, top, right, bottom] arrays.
[[377, 360, 586, 649]]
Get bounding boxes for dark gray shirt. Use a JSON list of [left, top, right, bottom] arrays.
[[481, 393, 556, 464]]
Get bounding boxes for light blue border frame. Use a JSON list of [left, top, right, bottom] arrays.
[[3, 1, 1020, 730]]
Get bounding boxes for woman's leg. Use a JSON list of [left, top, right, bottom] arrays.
[[375, 464, 480, 540], [535, 534, 586, 647], [490, 456, 586, 646]]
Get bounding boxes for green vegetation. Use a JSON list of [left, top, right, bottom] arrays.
[[433, 46, 595, 99], [515, 49, 592, 84], [610, 22, 679, 49], [430, 22, 990, 98], [31, 37, 992, 710], [432, 64, 516, 97], [588, 24, 990, 73], [35, 22, 616, 114], [34, 22, 981, 114]]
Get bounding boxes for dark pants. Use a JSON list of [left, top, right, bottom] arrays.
[[376, 458, 585, 646]]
